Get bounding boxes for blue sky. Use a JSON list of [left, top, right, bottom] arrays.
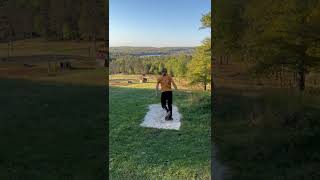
[[110, 0, 211, 47]]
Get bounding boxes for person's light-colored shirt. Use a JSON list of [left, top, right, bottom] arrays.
[[157, 75, 173, 92]]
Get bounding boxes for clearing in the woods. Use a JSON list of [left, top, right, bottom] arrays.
[[109, 74, 211, 179]]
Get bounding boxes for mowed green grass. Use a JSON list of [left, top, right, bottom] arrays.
[[214, 88, 320, 180], [0, 68, 107, 179], [109, 85, 211, 179]]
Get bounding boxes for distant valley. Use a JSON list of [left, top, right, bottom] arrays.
[[109, 46, 196, 57]]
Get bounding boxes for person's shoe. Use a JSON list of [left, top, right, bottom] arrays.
[[166, 112, 173, 121], [165, 111, 170, 120]]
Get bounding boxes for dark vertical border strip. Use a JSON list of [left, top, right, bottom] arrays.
[[105, 0, 109, 178], [211, 0, 214, 179]]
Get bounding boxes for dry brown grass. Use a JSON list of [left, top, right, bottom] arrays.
[[0, 38, 107, 85], [109, 74, 211, 91], [213, 62, 320, 90], [0, 38, 104, 57]]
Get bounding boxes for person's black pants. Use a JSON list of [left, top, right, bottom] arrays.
[[161, 91, 172, 118]]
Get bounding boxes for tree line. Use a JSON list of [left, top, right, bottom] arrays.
[[3, 0, 106, 41], [110, 11, 211, 90], [109, 54, 192, 77], [213, 0, 320, 92]]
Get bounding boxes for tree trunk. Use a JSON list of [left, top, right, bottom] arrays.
[[297, 59, 306, 92], [93, 34, 96, 57], [10, 40, 13, 56], [204, 83, 207, 91], [293, 72, 296, 87], [281, 64, 284, 87], [226, 55, 229, 64], [279, 70, 283, 87], [298, 70, 305, 92], [7, 42, 10, 58]]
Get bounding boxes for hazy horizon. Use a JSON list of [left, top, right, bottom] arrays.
[[110, 0, 210, 47], [109, 46, 197, 48]]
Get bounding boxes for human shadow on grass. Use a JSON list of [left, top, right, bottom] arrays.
[[0, 78, 107, 180]]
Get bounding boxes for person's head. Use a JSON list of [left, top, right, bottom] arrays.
[[161, 68, 167, 76]]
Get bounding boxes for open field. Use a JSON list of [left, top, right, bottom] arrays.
[[0, 38, 105, 57], [109, 75, 211, 179], [109, 74, 211, 91], [0, 61, 106, 85], [0, 73, 107, 179], [0, 39, 107, 179], [214, 62, 320, 92], [0, 39, 107, 84]]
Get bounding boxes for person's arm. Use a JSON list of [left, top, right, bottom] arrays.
[[156, 78, 160, 96], [171, 78, 178, 90]]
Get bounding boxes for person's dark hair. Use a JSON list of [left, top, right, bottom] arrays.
[[161, 68, 167, 76]]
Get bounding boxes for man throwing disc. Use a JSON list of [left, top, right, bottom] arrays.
[[156, 68, 178, 120]]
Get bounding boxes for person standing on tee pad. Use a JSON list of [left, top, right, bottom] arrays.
[[156, 68, 178, 120]]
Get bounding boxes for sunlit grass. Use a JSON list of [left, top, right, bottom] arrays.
[[109, 74, 211, 91], [109, 86, 211, 179]]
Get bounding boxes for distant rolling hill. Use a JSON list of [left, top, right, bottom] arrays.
[[109, 46, 196, 56]]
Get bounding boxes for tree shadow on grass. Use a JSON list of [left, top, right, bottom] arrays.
[[0, 78, 107, 180], [213, 87, 320, 179]]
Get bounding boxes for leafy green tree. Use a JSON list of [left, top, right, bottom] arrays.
[[187, 11, 211, 90], [213, 0, 320, 92], [188, 38, 211, 90], [243, 0, 320, 91], [200, 11, 211, 29]]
